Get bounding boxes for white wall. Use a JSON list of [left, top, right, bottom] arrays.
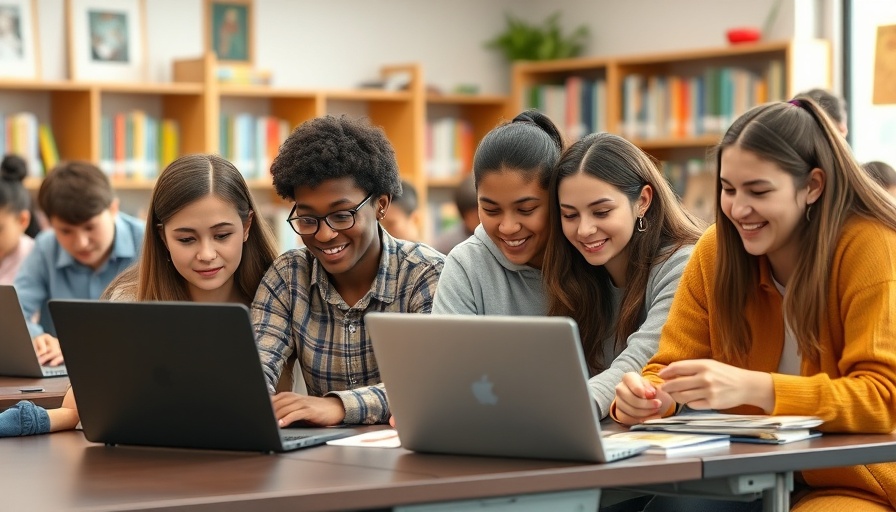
[[36, 0, 521, 93], [34, 0, 806, 95], [523, 0, 796, 57]]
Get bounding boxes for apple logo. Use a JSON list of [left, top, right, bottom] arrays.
[[471, 375, 498, 405]]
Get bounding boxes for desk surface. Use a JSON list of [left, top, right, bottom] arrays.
[[2, 430, 700, 512], [699, 433, 896, 478], [4, 429, 895, 512], [0, 375, 69, 410]]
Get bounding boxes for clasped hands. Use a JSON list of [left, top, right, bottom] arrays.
[[614, 359, 774, 426]]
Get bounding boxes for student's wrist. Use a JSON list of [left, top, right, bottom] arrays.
[[745, 370, 775, 413]]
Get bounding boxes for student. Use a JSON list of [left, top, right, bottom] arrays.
[[862, 160, 896, 197], [433, 173, 479, 254], [795, 88, 848, 137], [614, 99, 896, 511], [253, 115, 444, 427], [542, 132, 704, 418], [379, 179, 422, 241], [1, 154, 42, 238], [432, 110, 562, 315], [0, 155, 35, 284], [0, 153, 279, 436], [13, 161, 144, 366]]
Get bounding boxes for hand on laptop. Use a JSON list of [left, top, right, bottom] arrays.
[[613, 372, 674, 426], [33, 334, 64, 366], [271, 392, 345, 427]]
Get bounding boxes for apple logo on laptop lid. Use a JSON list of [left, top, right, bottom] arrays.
[[472, 375, 498, 405]]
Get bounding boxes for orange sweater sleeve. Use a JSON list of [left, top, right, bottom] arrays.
[[609, 228, 717, 422], [771, 218, 896, 433], [641, 226, 717, 384]]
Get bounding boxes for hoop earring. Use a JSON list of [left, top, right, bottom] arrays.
[[636, 215, 647, 233], [806, 204, 813, 222]]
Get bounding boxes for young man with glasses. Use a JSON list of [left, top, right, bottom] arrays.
[[253, 115, 445, 427]]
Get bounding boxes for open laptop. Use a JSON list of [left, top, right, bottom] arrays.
[[48, 300, 350, 453], [0, 285, 67, 378], [366, 313, 650, 463]]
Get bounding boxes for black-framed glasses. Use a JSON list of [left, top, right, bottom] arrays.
[[286, 193, 373, 236]]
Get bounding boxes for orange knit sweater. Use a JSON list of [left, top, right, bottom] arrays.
[[641, 217, 896, 507]]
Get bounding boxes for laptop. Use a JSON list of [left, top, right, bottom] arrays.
[[0, 285, 67, 378], [48, 300, 350, 453], [365, 313, 650, 463]]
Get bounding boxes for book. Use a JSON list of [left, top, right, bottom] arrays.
[[631, 413, 824, 444], [607, 431, 730, 456], [37, 124, 59, 174]]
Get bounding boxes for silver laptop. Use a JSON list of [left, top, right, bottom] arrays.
[[366, 313, 649, 463], [48, 300, 350, 453], [0, 285, 67, 378]]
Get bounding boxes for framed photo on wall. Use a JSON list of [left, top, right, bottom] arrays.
[[205, 0, 254, 65], [66, 0, 146, 81], [0, 0, 40, 79]]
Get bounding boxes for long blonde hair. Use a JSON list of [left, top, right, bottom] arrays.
[[714, 99, 896, 362], [137, 154, 278, 304]]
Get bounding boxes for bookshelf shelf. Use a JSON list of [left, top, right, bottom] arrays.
[[97, 83, 205, 95]]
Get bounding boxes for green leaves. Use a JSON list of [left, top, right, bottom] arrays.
[[485, 12, 589, 62]]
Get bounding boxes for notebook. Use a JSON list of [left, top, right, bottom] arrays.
[[48, 300, 349, 453], [365, 313, 650, 463], [632, 412, 824, 444], [0, 285, 67, 378]]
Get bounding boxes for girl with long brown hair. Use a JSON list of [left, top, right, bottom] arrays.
[[614, 99, 896, 511], [542, 132, 704, 418], [0, 154, 279, 437]]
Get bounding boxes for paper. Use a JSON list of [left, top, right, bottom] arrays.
[[608, 431, 730, 456], [326, 429, 401, 448], [632, 413, 823, 444]]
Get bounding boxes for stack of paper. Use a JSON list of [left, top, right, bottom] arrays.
[[607, 431, 730, 456], [631, 413, 823, 444]]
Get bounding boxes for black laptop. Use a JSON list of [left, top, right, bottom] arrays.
[[0, 285, 67, 378], [48, 300, 349, 452]]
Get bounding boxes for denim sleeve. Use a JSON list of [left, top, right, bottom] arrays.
[[0, 401, 51, 437], [13, 242, 51, 337]]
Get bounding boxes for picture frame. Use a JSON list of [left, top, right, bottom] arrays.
[[205, 0, 254, 65], [66, 0, 146, 82], [0, 0, 40, 80]]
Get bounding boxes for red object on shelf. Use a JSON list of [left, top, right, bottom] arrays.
[[726, 27, 762, 44]]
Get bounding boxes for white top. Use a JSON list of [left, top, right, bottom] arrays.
[[772, 278, 801, 375]]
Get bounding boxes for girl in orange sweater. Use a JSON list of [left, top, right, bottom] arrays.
[[614, 98, 896, 511]]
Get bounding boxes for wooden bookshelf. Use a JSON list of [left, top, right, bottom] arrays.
[[1, 54, 509, 244], [513, 39, 831, 158], [512, 39, 831, 222]]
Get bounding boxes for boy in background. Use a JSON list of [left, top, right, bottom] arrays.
[[379, 179, 422, 241], [14, 161, 144, 366]]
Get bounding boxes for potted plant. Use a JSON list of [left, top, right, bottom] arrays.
[[485, 12, 589, 62]]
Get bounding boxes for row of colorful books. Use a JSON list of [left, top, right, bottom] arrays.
[[0, 112, 57, 177], [620, 61, 785, 140], [525, 77, 608, 142], [218, 114, 292, 180], [426, 117, 475, 179], [98, 111, 180, 179]]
